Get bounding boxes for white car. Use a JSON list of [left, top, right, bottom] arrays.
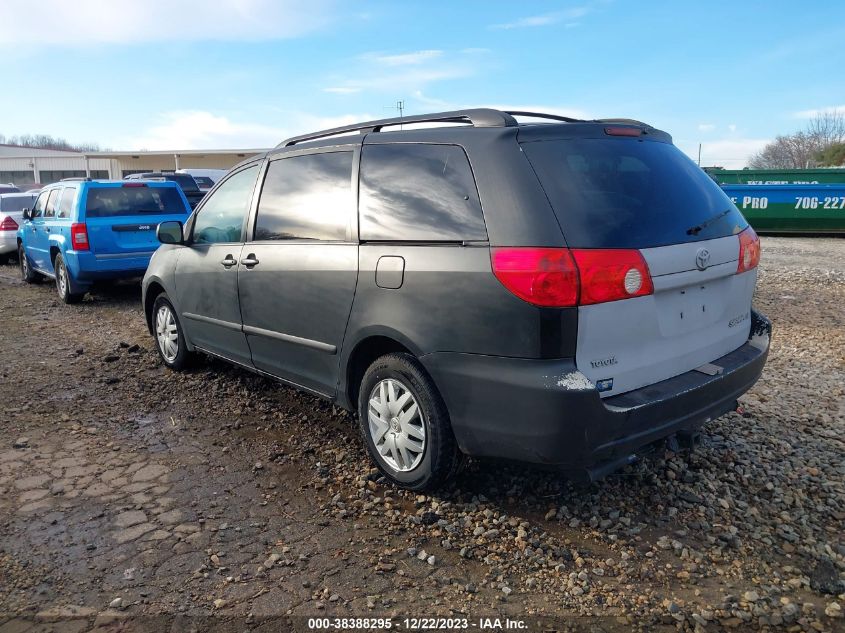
[[0, 192, 38, 264]]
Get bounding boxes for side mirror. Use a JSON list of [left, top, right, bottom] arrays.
[[157, 221, 184, 245], [21, 208, 30, 220]]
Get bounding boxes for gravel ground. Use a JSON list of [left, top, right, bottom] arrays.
[[0, 236, 842, 632]]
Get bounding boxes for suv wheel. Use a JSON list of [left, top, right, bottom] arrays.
[[152, 294, 193, 370], [54, 254, 83, 304], [358, 353, 463, 491], [19, 244, 41, 283]]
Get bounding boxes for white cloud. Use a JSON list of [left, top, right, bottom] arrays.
[[0, 0, 335, 45], [120, 110, 375, 151], [728, 124, 737, 133], [367, 50, 444, 66], [490, 7, 590, 30], [323, 87, 362, 94], [793, 104, 845, 118], [323, 49, 488, 95], [678, 138, 770, 170], [697, 123, 716, 132]]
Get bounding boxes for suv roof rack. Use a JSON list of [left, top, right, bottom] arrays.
[[506, 111, 585, 123], [279, 108, 519, 147], [277, 109, 655, 149]]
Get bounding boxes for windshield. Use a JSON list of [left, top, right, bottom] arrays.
[[522, 138, 748, 248], [85, 187, 187, 217]]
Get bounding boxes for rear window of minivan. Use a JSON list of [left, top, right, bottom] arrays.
[[85, 186, 186, 218], [522, 138, 748, 249]]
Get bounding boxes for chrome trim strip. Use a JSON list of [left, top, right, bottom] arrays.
[[242, 324, 336, 354], [181, 312, 243, 332]]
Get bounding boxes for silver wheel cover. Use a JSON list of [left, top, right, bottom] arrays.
[[368, 378, 426, 471], [57, 261, 67, 297], [155, 305, 179, 363]]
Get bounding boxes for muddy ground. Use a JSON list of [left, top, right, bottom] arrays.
[[0, 237, 843, 633]]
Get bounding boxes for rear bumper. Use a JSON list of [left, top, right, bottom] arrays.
[[65, 250, 154, 281], [0, 232, 17, 254], [421, 311, 771, 471]]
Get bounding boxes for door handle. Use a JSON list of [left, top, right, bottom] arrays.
[[221, 255, 237, 268], [241, 254, 259, 268]]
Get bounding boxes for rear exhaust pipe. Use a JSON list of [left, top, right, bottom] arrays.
[[580, 453, 639, 483]]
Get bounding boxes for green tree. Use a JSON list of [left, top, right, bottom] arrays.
[[816, 142, 845, 167]]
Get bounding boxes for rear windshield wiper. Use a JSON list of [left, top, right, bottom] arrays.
[[686, 209, 731, 236]]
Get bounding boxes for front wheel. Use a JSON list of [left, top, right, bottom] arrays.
[[54, 254, 84, 304], [152, 293, 193, 370], [358, 353, 463, 491], [19, 244, 41, 283]]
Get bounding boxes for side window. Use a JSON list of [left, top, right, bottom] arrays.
[[44, 189, 61, 218], [254, 152, 353, 242], [359, 144, 487, 241], [192, 165, 258, 244], [57, 188, 77, 219], [31, 191, 48, 218]]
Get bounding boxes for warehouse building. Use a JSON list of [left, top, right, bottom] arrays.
[[0, 145, 267, 189]]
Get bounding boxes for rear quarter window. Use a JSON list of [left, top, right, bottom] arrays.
[[359, 143, 487, 242], [84, 186, 187, 218], [522, 138, 748, 248]]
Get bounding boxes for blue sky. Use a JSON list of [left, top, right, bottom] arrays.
[[1, 0, 844, 167]]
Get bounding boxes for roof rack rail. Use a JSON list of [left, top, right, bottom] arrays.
[[60, 177, 93, 182], [278, 108, 519, 147], [506, 110, 585, 123]]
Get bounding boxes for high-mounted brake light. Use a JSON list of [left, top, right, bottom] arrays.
[[604, 126, 642, 137], [0, 216, 18, 231], [737, 227, 760, 273], [491, 248, 579, 307], [71, 223, 89, 250], [122, 182, 147, 187], [491, 247, 654, 307]]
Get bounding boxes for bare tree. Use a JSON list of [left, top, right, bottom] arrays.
[[748, 109, 845, 169], [0, 133, 100, 152]]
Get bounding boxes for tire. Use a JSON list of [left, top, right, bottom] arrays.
[[151, 293, 193, 370], [0, 253, 9, 265], [54, 254, 84, 304], [19, 244, 41, 283], [358, 353, 463, 491]]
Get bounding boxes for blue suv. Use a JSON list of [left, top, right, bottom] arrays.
[[18, 179, 191, 303]]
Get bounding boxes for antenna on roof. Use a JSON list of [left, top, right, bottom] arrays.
[[384, 100, 405, 129]]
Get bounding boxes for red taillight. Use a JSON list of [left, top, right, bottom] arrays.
[[491, 248, 579, 307], [122, 182, 146, 187], [0, 216, 18, 231], [737, 227, 760, 273], [604, 126, 642, 137], [572, 249, 654, 305], [491, 247, 654, 307], [71, 223, 89, 250]]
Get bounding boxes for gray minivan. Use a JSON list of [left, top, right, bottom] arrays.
[[142, 109, 770, 491]]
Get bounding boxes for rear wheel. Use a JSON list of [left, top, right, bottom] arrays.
[[54, 254, 84, 304], [358, 353, 463, 491], [19, 244, 41, 283], [152, 293, 193, 370]]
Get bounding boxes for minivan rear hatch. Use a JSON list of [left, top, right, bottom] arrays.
[[521, 130, 756, 397], [82, 183, 190, 255]]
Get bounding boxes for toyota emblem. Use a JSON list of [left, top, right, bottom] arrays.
[[695, 248, 711, 271]]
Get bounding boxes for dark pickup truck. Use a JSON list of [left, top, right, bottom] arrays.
[[124, 172, 206, 209]]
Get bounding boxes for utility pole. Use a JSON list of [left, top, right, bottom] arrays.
[[698, 143, 702, 167]]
